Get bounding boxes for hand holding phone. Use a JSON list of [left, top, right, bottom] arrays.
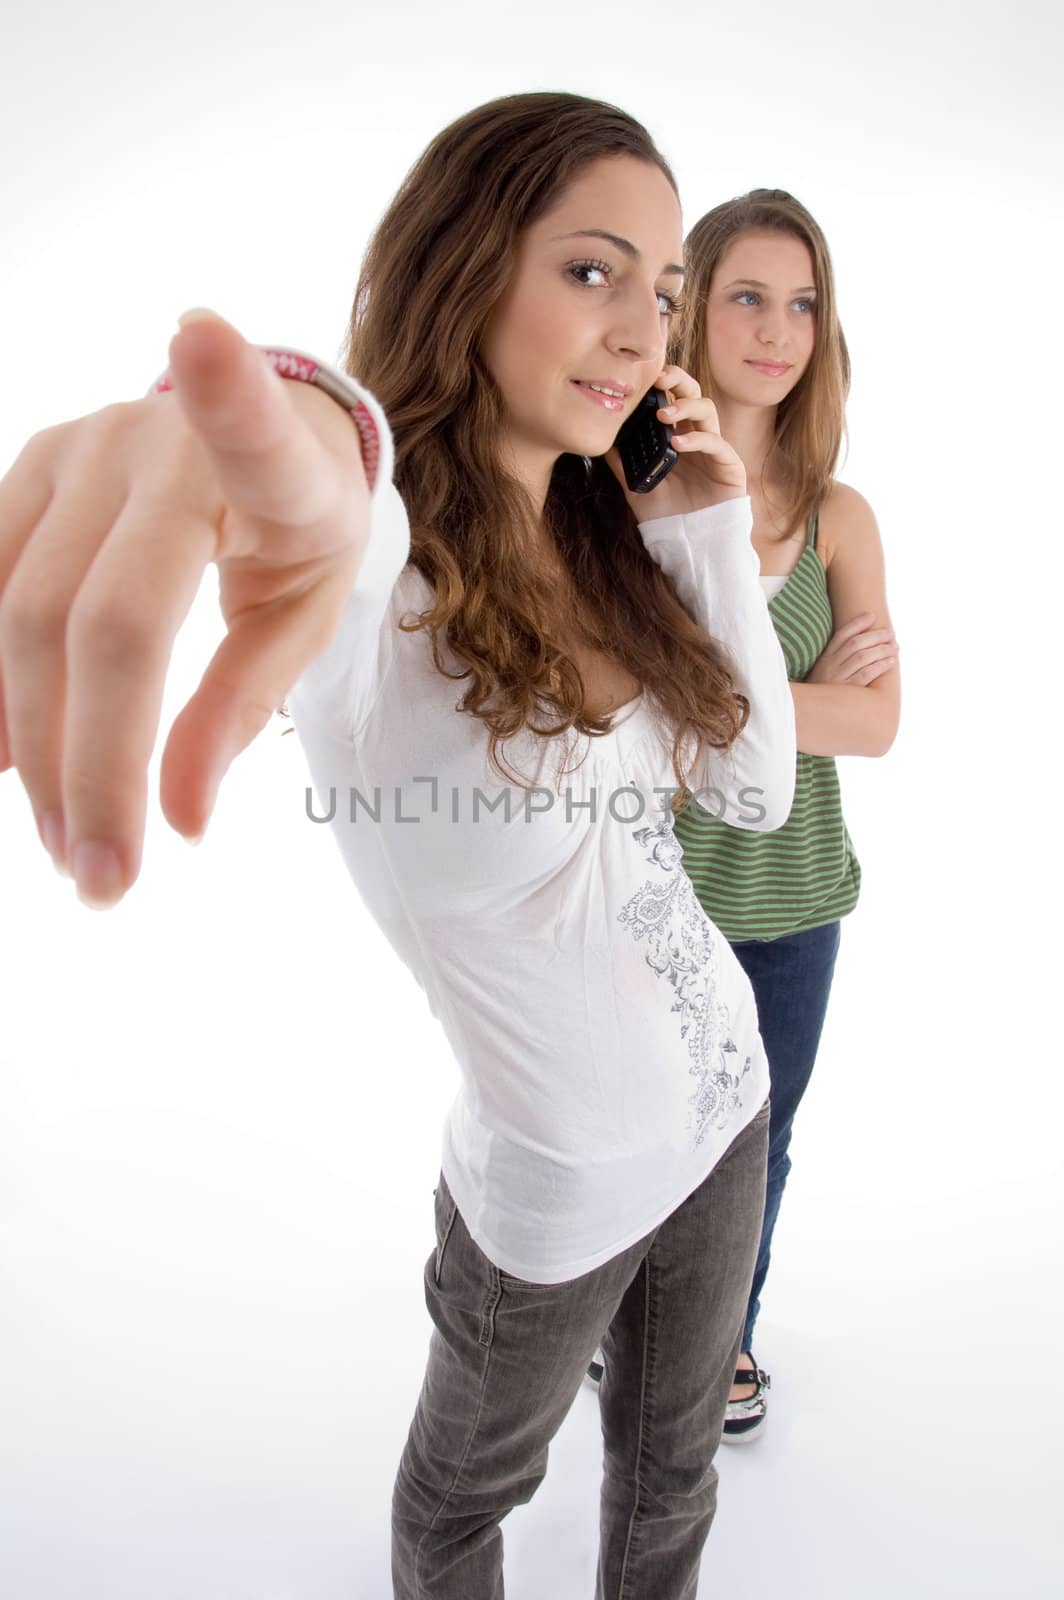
[[615, 387, 678, 494]]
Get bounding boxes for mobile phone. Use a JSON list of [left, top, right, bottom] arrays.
[[615, 387, 678, 494]]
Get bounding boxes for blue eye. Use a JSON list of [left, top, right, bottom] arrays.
[[735, 289, 816, 313], [657, 290, 683, 318]]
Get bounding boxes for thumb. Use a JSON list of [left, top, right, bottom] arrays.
[[166, 310, 342, 531]]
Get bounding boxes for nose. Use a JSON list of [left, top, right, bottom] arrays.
[[756, 303, 789, 350], [605, 283, 667, 366]]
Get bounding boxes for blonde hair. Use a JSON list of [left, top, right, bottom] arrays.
[[672, 188, 851, 533]]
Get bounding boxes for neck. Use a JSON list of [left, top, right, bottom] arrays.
[[496, 435, 566, 575], [713, 397, 779, 495], [497, 435, 556, 520]]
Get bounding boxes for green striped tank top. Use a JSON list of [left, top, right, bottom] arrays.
[[675, 510, 861, 942]]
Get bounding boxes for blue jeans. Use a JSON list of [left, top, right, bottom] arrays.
[[729, 920, 841, 1353]]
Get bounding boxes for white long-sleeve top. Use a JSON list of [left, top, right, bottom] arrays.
[[288, 373, 796, 1283]]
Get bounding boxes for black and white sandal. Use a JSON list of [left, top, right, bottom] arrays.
[[722, 1358, 771, 1442]]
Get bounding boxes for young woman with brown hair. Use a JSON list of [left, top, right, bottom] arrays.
[[671, 190, 901, 1439], [0, 96, 796, 1595]]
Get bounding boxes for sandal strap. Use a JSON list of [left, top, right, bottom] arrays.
[[733, 1365, 770, 1388]]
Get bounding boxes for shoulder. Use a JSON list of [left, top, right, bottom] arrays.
[[817, 480, 882, 569], [389, 561, 434, 621]]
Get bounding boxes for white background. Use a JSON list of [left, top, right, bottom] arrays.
[[1, 1, 1061, 1596]]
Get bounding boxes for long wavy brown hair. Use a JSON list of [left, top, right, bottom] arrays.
[[671, 189, 850, 536], [342, 92, 747, 786]]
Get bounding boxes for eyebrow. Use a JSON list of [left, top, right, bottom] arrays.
[[552, 229, 685, 278], [722, 277, 817, 294]]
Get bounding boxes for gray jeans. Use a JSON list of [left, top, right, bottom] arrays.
[[392, 1099, 770, 1599]]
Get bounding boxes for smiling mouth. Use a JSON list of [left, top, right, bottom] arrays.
[[572, 380, 630, 412]]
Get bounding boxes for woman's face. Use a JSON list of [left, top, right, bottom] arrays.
[[704, 229, 817, 406], [480, 155, 683, 490]]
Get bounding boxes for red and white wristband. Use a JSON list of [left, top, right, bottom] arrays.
[[149, 346, 382, 493]]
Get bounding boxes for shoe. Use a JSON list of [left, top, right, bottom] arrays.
[[586, 1349, 604, 1385], [722, 1356, 770, 1442]]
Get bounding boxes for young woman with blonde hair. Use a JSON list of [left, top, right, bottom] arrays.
[[671, 189, 900, 1439]]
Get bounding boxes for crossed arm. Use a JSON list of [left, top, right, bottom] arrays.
[[792, 482, 901, 759]]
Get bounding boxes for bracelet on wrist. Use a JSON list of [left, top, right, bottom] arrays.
[[149, 346, 381, 492]]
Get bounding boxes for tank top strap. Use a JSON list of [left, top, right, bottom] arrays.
[[805, 507, 820, 550]]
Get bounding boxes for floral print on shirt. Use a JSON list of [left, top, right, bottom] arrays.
[[618, 813, 752, 1145]]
